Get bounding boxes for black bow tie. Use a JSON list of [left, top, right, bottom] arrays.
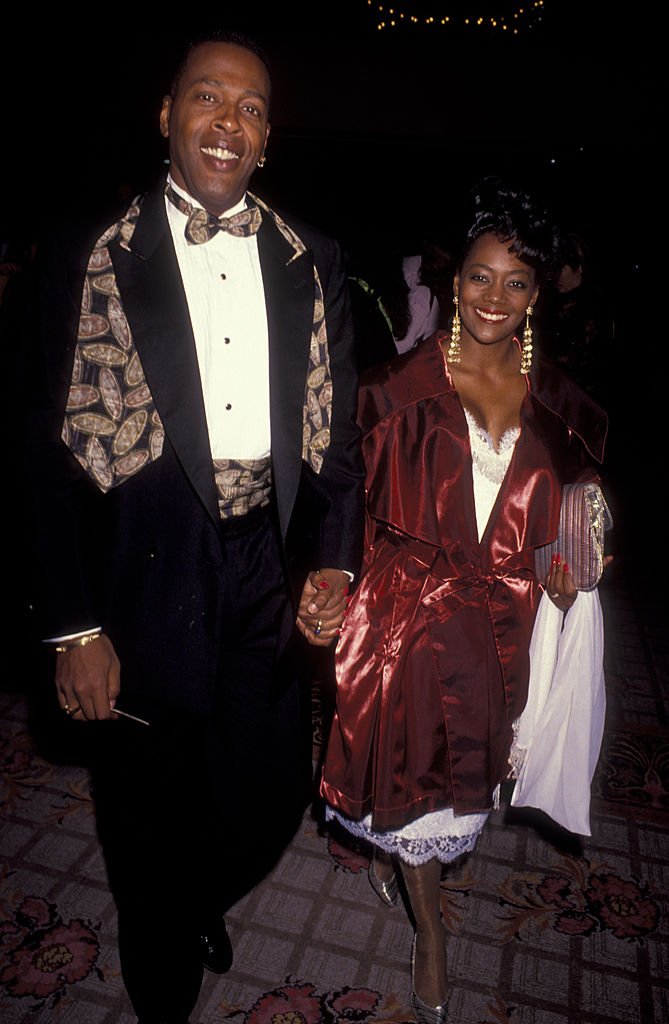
[[165, 183, 262, 244]]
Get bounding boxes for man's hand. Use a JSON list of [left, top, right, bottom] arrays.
[[55, 634, 121, 721], [296, 568, 350, 647]]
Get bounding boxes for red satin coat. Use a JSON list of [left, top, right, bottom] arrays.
[[321, 334, 607, 830]]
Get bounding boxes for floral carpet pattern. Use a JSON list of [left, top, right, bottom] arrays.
[[225, 978, 383, 1024], [1, 573, 667, 1023], [494, 857, 660, 943], [592, 725, 669, 825], [0, 895, 101, 1007]]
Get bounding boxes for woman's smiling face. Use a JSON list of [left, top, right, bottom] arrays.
[[455, 233, 539, 349]]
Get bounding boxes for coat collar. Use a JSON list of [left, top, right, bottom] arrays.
[[110, 184, 218, 525], [365, 334, 607, 466], [257, 205, 315, 539], [111, 182, 317, 536], [529, 357, 608, 464]]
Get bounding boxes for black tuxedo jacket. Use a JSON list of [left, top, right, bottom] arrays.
[[30, 184, 364, 714]]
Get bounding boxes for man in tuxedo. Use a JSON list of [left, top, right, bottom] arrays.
[[32, 33, 363, 1024]]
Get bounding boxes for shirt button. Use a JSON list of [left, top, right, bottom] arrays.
[[224, 337, 230, 344], [220, 273, 227, 280], [225, 403, 232, 411]]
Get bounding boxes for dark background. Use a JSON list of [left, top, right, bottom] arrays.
[[3, 2, 657, 584], [4, 4, 654, 251]]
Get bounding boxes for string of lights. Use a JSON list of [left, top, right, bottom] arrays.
[[368, 0, 546, 34]]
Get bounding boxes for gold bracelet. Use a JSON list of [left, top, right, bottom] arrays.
[[54, 633, 102, 654]]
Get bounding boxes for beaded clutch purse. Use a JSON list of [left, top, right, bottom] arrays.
[[535, 483, 613, 592]]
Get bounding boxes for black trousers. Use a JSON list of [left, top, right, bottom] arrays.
[[89, 508, 311, 1022]]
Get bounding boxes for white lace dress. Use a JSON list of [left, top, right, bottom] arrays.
[[326, 409, 521, 865]]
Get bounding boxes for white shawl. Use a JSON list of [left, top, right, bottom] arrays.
[[510, 589, 606, 836]]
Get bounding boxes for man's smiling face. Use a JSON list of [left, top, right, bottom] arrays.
[[160, 41, 270, 217]]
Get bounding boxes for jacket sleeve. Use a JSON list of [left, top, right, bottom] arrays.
[[309, 238, 365, 576], [26, 234, 106, 638]]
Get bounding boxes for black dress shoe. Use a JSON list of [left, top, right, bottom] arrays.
[[199, 918, 233, 974]]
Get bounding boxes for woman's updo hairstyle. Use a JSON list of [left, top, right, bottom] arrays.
[[460, 177, 562, 285]]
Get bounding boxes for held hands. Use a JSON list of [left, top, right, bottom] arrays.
[[55, 633, 121, 721], [296, 568, 350, 647]]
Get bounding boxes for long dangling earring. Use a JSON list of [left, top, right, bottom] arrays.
[[520, 304, 533, 374], [448, 294, 461, 363]]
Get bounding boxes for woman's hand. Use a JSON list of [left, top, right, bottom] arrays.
[[296, 568, 350, 646], [545, 553, 577, 612]]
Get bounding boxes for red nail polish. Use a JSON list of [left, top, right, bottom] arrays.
[[563, 563, 569, 574], [555, 555, 561, 565], [318, 580, 330, 590], [551, 554, 558, 565]]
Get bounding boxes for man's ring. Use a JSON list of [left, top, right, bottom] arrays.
[[63, 703, 79, 716], [314, 619, 322, 636], [549, 591, 559, 599]]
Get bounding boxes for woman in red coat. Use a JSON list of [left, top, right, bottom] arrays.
[[321, 181, 607, 1022]]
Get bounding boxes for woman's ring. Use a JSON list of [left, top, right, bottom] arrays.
[[314, 619, 322, 636]]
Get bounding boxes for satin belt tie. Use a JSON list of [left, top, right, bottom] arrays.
[[421, 564, 535, 623]]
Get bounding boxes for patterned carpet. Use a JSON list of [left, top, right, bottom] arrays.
[[1, 569, 667, 1024]]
